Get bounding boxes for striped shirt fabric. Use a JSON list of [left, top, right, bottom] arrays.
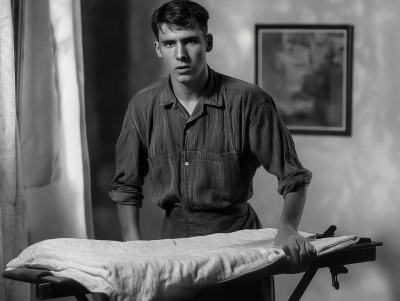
[[109, 66, 312, 211]]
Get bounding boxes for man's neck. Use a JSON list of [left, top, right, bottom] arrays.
[[170, 65, 208, 114]]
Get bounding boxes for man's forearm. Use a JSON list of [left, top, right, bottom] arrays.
[[278, 185, 308, 232], [116, 204, 141, 241], [273, 185, 314, 272]]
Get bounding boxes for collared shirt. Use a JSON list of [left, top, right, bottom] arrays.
[[109, 67, 312, 212]]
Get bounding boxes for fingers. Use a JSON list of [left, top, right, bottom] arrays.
[[292, 240, 301, 268], [280, 240, 300, 272], [286, 239, 316, 273], [274, 232, 317, 273], [305, 240, 317, 268], [298, 241, 308, 270]]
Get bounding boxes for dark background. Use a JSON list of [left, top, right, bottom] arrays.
[[81, 0, 165, 241]]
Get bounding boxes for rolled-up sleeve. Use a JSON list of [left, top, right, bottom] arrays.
[[249, 96, 312, 197], [109, 105, 148, 207]]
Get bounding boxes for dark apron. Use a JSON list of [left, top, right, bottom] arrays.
[[161, 202, 275, 301]]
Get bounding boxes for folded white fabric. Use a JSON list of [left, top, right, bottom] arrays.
[[6, 228, 358, 301]]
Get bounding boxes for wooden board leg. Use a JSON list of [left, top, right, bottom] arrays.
[[288, 267, 319, 301]]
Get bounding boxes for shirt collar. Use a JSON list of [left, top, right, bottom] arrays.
[[158, 65, 224, 107]]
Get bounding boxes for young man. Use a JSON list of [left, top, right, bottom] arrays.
[[109, 1, 315, 300]]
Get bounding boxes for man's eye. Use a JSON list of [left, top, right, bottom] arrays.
[[164, 43, 174, 47], [187, 40, 196, 45]]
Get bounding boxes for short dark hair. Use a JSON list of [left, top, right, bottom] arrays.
[[151, 0, 209, 40]]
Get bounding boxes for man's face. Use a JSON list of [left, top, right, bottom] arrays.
[[154, 22, 212, 85]]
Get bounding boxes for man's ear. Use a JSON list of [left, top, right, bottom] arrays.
[[154, 41, 163, 58], [206, 34, 213, 52]]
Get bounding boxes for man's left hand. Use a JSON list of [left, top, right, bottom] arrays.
[[273, 227, 316, 273]]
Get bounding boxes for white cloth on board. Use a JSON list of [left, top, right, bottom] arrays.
[[6, 228, 359, 301]]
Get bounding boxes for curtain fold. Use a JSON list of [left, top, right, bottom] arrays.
[[21, 0, 94, 244], [71, 0, 95, 241], [0, 0, 29, 299], [19, 0, 61, 188]]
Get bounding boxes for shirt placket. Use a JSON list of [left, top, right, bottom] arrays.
[[177, 103, 204, 211]]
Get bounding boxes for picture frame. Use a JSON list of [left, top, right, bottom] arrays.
[[255, 24, 353, 136]]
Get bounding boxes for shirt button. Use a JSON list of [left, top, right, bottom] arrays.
[[184, 162, 189, 166], [186, 129, 190, 134]]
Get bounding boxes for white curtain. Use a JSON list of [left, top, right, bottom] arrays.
[[20, 0, 94, 244], [0, 0, 93, 297], [0, 0, 29, 299]]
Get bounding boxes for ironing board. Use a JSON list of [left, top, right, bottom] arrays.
[[2, 226, 383, 301]]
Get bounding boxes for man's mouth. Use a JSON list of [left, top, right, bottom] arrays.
[[176, 66, 191, 72]]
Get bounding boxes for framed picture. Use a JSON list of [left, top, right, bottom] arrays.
[[255, 24, 353, 136]]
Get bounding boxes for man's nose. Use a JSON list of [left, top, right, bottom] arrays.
[[176, 43, 188, 60]]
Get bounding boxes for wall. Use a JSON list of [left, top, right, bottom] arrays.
[[127, 1, 400, 300]]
